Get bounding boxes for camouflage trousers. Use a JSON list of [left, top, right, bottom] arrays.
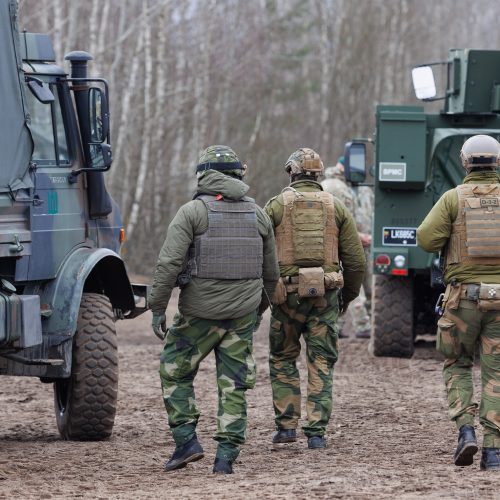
[[437, 300, 500, 448], [159, 311, 257, 462], [269, 290, 339, 437]]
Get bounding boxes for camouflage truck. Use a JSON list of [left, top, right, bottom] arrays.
[[344, 49, 500, 358], [0, 0, 147, 439]]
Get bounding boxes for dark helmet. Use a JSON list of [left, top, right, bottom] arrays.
[[284, 148, 324, 178], [460, 135, 500, 171], [196, 145, 244, 177]]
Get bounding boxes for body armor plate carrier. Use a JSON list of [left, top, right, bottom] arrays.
[[446, 183, 500, 265], [189, 195, 263, 280], [275, 189, 339, 267]]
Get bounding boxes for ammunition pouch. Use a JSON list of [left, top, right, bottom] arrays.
[[298, 267, 325, 298], [478, 283, 500, 311], [271, 278, 287, 305], [443, 283, 461, 310], [278, 269, 343, 299], [324, 271, 344, 290]]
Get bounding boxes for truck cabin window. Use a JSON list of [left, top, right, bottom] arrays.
[[25, 80, 69, 166]]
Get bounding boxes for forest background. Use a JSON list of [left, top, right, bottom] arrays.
[[18, 0, 500, 274]]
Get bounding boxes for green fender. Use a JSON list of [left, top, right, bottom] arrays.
[[37, 247, 135, 338]]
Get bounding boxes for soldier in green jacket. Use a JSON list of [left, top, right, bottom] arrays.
[[149, 145, 279, 474], [265, 148, 365, 449], [417, 135, 500, 471]]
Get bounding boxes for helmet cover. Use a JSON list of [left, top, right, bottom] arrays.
[[285, 148, 324, 177]]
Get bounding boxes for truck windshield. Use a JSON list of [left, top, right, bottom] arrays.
[[25, 80, 69, 167]]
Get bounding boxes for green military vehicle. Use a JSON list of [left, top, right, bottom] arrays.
[[0, 0, 147, 438], [344, 48, 500, 357]]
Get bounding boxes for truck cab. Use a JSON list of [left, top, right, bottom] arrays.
[[344, 49, 500, 357], [0, 0, 147, 439]]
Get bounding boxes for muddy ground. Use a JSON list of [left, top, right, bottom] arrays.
[[0, 294, 498, 499]]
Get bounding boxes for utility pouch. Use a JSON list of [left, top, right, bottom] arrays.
[[324, 271, 344, 290], [444, 283, 461, 310], [271, 277, 287, 305], [478, 283, 500, 311], [298, 267, 325, 298]]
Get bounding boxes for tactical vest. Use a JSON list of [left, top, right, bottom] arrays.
[[189, 195, 263, 280], [275, 189, 339, 267], [446, 183, 500, 266]]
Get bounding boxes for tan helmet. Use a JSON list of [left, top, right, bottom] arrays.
[[460, 135, 500, 170], [284, 148, 324, 178]]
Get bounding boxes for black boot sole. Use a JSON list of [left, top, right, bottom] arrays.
[[454, 442, 479, 466], [164, 452, 204, 472], [272, 437, 297, 444]]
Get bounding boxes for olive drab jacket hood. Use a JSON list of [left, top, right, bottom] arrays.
[[196, 169, 249, 200], [148, 169, 279, 320]]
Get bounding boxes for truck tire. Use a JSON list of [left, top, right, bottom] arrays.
[[370, 275, 414, 358], [54, 293, 118, 440]]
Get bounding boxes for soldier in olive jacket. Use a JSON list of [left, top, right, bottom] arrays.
[[149, 145, 279, 474], [417, 135, 500, 471]]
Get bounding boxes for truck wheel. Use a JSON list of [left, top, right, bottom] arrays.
[[54, 293, 118, 440], [370, 275, 414, 358]]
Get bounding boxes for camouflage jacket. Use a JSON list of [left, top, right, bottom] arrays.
[[149, 170, 279, 318], [322, 169, 374, 235], [417, 170, 500, 284], [265, 180, 365, 307]]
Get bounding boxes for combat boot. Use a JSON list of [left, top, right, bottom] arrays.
[[307, 436, 326, 449], [164, 434, 204, 472], [272, 428, 297, 444], [453, 425, 478, 466], [480, 448, 500, 471], [213, 458, 233, 474]]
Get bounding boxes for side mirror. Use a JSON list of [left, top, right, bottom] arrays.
[[343, 142, 366, 184], [88, 87, 109, 143], [411, 66, 437, 100], [89, 143, 112, 169]]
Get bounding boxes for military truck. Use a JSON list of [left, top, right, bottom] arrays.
[[0, 0, 147, 439], [344, 49, 500, 357]]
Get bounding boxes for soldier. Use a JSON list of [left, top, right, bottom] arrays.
[[322, 157, 372, 339], [149, 145, 279, 474], [265, 148, 365, 448], [417, 135, 500, 471]]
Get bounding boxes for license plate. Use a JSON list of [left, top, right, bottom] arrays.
[[382, 227, 417, 246]]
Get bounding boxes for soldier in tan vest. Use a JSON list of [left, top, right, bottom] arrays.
[[417, 135, 500, 471], [265, 148, 365, 449]]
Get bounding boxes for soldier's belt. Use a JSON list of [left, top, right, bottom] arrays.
[[284, 271, 343, 293], [459, 284, 480, 301], [453, 283, 500, 311]]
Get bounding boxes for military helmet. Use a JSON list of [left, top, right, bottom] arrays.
[[460, 135, 500, 170], [196, 145, 243, 175], [285, 148, 324, 178]]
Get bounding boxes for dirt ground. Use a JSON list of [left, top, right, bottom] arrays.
[[1, 295, 499, 499]]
